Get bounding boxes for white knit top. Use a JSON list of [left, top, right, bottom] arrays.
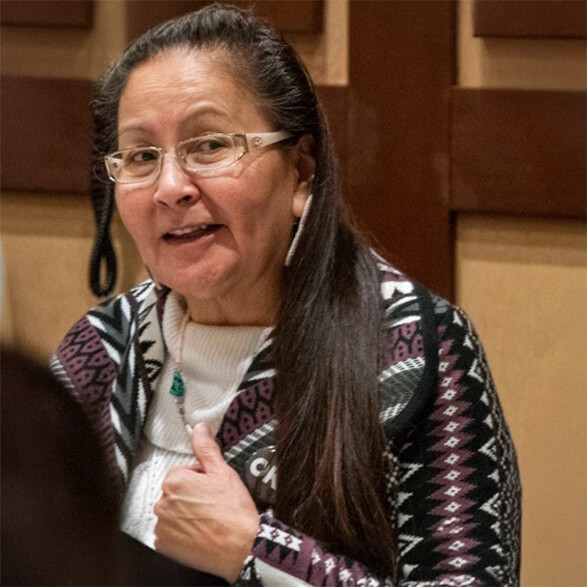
[[120, 291, 271, 549]]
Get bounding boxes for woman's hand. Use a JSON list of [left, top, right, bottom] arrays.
[[154, 423, 260, 583]]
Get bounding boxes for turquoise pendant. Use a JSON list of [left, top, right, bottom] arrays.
[[170, 369, 186, 398]]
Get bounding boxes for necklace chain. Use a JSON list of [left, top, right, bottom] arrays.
[[169, 312, 193, 435]]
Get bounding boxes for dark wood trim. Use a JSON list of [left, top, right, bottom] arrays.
[[247, 0, 323, 33], [474, 0, 586, 39], [451, 88, 586, 219], [0, 0, 94, 28], [126, 0, 207, 41], [347, 1, 456, 300], [0, 76, 93, 194], [126, 0, 323, 42], [316, 86, 349, 190], [0, 77, 344, 196]]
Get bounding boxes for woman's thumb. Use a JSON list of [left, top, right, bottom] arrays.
[[191, 422, 222, 473]]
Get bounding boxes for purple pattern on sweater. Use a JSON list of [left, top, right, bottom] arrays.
[[55, 317, 122, 489], [56, 317, 116, 406], [391, 324, 426, 363], [427, 333, 480, 573], [217, 378, 274, 452]]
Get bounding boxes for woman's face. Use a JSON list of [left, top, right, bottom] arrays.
[[115, 49, 313, 324]]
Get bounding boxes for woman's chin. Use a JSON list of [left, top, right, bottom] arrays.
[[161, 268, 236, 301]]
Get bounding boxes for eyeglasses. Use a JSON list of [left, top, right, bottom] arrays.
[[103, 131, 293, 185]]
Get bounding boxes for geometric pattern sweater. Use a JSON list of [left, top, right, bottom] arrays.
[[51, 257, 521, 586]]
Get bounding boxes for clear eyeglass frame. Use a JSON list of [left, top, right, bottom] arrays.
[[103, 130, 293, 185]]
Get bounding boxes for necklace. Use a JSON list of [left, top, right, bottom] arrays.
[[169, 312, 193, 435]]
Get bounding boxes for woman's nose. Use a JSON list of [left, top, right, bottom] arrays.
[[153, 153, 200, 207]]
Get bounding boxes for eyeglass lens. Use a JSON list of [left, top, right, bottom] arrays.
[[109, 134, 245, 183]]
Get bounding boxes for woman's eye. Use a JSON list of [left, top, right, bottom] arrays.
[[198, 138, 229, 152], [182, 136, 232, 167], [128, 149, 158, 164]]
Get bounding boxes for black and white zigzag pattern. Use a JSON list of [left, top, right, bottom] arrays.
[[88, 281, 163, 481]]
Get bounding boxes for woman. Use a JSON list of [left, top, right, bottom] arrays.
[[52, 5, 521, 585]]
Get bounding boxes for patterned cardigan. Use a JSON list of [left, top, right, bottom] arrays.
[[51, 259, 521, 586]]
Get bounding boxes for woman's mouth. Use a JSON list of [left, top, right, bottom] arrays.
[[162, 224, 222, 244]]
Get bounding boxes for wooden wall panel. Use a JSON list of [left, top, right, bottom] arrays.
[[126, 0, 323, 42], [348, 1, 456, 300], [474, 0, 586, 39], [451, 88, 586, 219], [0, 0, 94, 28], [0, 76, 93, 194]]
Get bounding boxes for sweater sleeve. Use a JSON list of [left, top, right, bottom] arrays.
[[237, 302, 521, 586], [393, 302, 521, 585]]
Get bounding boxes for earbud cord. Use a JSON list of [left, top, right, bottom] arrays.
[[285, 193, 313, 267]]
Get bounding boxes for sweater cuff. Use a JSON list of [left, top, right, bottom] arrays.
[[246, 512, 386, 586], [237, 511, 305, 585], [237, 513, 313, 586], [236, 554, 263, 586]]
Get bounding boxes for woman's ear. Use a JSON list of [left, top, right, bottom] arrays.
[[292, 134, 316, 218]]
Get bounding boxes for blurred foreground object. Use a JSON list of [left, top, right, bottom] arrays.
[[0, 346, 122, 586]]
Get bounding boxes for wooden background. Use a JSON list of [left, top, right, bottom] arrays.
[[1, 0, 584, 301]]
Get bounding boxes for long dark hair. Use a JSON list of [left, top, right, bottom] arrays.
[[93, 4, 394, 574]]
